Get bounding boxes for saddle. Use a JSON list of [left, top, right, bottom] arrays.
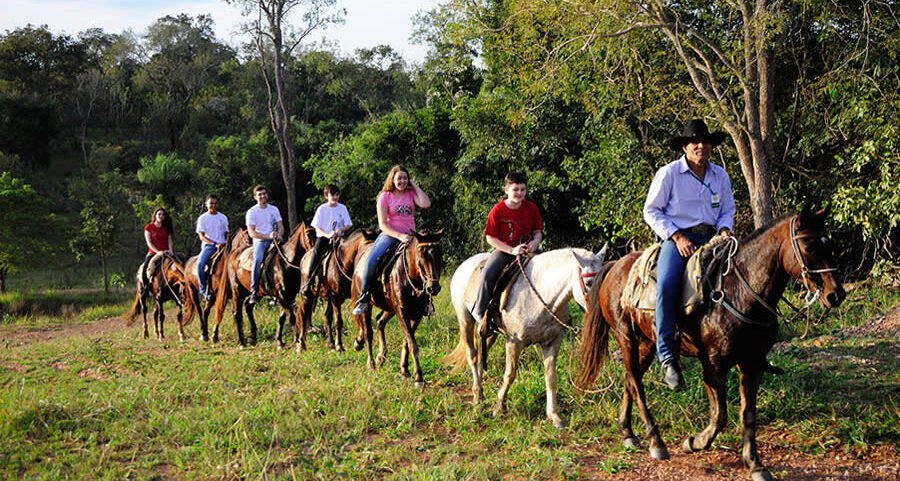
[[375, 241, 405, 287], [237, 244, 278, 291], [621, 234, 729, 316], [464, 253, 537, 330]]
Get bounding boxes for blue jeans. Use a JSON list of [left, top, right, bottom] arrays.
[[358, 233, 399, 298], [251, 239, 271, 294], [472, 249, 516, 319], [655, 229, 713, 363], [197, 243, 218, 296]]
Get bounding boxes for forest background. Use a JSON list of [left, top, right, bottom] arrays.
[[1, 0, 898, 292]]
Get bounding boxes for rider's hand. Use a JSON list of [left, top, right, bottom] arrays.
[[672, 232, 695, 257], [526, 239, 540, 253], [511, 244, 527, 256], [401, 233, 413, 243]]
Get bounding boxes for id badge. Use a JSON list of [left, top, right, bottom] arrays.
[[711, 194, 721, 209]]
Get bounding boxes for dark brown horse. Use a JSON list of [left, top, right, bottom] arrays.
[[352, 230, 444, 388], [576, 208, 845, 481], [214, 223, 315, 348], [127, 253, 195, 341], [181, 233, 233, 341], [295, 229, 376, 352]]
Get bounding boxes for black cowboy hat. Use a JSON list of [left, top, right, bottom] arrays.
[[667, 119, 727, 151]]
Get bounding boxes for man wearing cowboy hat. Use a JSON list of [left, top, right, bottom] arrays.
[[643, 119, 736, 390]]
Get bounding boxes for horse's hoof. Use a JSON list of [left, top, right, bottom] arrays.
[[750, 470, 775, 481], [249, 338, 257, 346], [400, 370, 410, 378], [682, 437, 696, 453], [414, 381, 425, 390], [202, 336, 209, 342], [335, 346, 345, 353], [277, 343, 284, 351], [492, 403, 506, 418], [551, 417, 568, 430], [353, 340, 363, 351], [623, 437, 640, 449], [650, 446, 670, 460]]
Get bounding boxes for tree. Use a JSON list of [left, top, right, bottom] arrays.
[[68, 172, 132, 293], [229, 0, 345, 230], [137, 14, 234, 151], [0, 173, 58, 292]]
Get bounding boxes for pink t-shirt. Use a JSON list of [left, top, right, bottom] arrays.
[[378, 190, 416, 235]]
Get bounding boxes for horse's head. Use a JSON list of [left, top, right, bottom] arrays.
[[783, 206, 846, 308], [411, 229, 444, 296], [570, 245, 609, 308]]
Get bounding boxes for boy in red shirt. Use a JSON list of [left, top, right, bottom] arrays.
[[473, 172, 544, 332]]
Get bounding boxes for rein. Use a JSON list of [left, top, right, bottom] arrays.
[[710, 217, 834, 328], [158, 252, 185, 308], [516, 254, 578, 333]]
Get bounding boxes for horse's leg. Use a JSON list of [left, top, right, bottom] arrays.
[[141, 299, 150, 339], [362, 311, 376, 369], [246, 301, 257, 346], [464, 313, 484, 404], [324, 302, 335, 349], [177, 305, 186, 342], [682, 360, 728, 454], [399, 315, 424, 388], [493, 340, 524, 418], [234, 295, 246, 347], [617, 338, 655, 449], [332, 299, 344, 352], [375, 311, 392, 369], [737, 367, 772, 481], [541, 336, 567, 429], [622, 337, 668, 460], [200, 303, 211, 342], [156, 301, 165, 340], [275, 307, 287, 350]]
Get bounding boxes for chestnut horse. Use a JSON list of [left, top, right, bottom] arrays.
[[352, 230, 444, 388], [576, 208, 845, 481], [181, 232, 234, 341], [214, 223, 314, 348], [295, 228, 376, 352], [126, 253, 195, 341]]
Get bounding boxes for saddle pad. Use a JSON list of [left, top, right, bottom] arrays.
[[463, 254, 534, 313], [463, 258, 490, 305]]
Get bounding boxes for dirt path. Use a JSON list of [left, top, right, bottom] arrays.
[[2, 305, 898, 480]]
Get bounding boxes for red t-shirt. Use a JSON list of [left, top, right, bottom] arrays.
[[483, 199, 544, 247], [144, 222, 170, 255]]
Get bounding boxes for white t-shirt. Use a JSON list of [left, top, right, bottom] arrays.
[[245, 204, 282, 236], [311, 203, 352, 237], [196, 212, 229, 245]]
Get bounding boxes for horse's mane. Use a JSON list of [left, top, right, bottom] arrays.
[[740, 211, 795, 244]]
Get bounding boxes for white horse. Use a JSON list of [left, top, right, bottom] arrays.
[[445, 247, 607, 428]]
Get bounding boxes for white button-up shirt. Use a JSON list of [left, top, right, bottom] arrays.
[[643, 155, 736, 240]]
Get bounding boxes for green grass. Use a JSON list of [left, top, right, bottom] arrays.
[[0, 280, 897, 480]]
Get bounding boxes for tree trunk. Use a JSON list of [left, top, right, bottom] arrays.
[[0, 267, 7, 293]]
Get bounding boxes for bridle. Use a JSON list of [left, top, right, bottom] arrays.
[[402, 240, 441, 296], [710, 215, 837, 328]]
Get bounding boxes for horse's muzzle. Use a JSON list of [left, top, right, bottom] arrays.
[[825, 287, 846, 308], [426, 283, 441, 296]]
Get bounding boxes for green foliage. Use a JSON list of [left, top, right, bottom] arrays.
[[0, 173, 58, 275], [136, 152, 197, 203]]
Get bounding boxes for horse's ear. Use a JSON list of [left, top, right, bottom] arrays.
[[433, 228, 445, 237], [596, 243, 609, 263], [571, 249, 588, 267]]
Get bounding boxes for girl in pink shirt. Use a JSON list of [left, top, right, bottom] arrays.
[[353, 165, 431, 314]]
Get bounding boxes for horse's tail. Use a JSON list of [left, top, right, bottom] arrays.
[[444, 337, 469, 373], [213, 259, 231, 321], [125, 289, 142, 325], [576, 261, 615, 390], [180, 279, 197, 328]]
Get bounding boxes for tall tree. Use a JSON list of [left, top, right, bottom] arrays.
[[228, 0, 345, 230], [0, 173, 58, 292]]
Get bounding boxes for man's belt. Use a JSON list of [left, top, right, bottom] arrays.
[[684, 224, 715, 234]]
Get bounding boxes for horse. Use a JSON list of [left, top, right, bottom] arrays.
[[444, 247, 608, 428], [126, 253, 195, 341], [576, 208, 845, 481], [181, 233, 234, 341], [295, 228, 376, 352], [352, 230, 444, 388], [213, 223, 315, 348]]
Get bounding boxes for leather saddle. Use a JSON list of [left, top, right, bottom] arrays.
[[621, 235, 728, 316], [464, 253, 537, 330]]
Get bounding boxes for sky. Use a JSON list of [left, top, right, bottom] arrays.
[[0, 0, 440, 64]]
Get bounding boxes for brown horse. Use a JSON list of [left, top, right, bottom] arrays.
[[352, 230, 444, 388], [295, 228, 377, 352], [214, 223, 315, 348], [181, 233, 234, 341], [126, 253, 195, 341], [576, 208, 845, 481]]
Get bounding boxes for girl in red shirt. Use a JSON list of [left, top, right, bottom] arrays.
[[141, 207, 175, 288]]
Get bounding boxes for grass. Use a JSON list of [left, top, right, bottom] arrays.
[[0, 278, 897, 480]]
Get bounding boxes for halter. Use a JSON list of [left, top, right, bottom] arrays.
[[710, 215, 836, 328], [400, 240, 441, 297]]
